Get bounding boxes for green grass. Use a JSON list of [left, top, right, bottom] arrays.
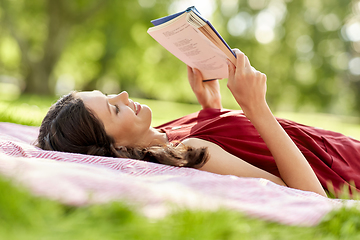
[[1, 94, 360, 239], [0, 94, 57, 126]]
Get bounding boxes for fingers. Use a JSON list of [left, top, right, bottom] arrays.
[[244, 56, 251, 70], [233, 49, 245, 71], [187, 65, 202, 81], [226, 49, 267, 99], [187, 65, 204, 94], [187, 65, 194, 81], [231, 49, 259, 78], [231, 49, 253, 80], [232, 48, 241, 54], [227, 59, 235, 78]]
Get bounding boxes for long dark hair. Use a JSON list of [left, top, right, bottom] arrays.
[[37, 92, 209, 168]]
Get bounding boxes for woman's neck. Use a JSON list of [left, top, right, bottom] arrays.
[[146, 127, 168, 146], [115, 127, 168, 148]]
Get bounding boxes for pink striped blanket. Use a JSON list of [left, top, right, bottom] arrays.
[[0, 122, 349, 226]]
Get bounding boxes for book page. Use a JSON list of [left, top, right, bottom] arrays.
[[147, 13, 231, 80], [186, 11, 236, 64], [197, 25, 236, 64]]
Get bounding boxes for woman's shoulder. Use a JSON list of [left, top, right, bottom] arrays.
[[181, 138, 218, 149]]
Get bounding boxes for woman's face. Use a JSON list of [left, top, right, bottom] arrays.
[[77, 90, 152, 146]]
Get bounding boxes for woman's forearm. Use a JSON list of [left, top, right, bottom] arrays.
[[245, 104, 327, 197]]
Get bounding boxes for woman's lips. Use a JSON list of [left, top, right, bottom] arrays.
[[132, 101, 141, 115], [130, 99, 141, 115], [136, 103, 141, 115]]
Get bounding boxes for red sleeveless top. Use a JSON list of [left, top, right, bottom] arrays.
[[156, 108, 360, 194]]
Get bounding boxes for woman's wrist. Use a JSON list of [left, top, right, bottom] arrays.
[[202, 104, 222, 109], [240, 101, 270, 121], [199, 98, 222, 109]]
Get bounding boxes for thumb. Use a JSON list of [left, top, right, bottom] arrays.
[[227, 59, 235, 79]]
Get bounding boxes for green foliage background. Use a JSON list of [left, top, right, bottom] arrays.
[[0, 0, 359, 115]]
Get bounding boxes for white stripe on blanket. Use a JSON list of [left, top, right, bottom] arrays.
[[0, 122, 350, 226]]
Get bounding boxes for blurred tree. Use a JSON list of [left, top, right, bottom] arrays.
[[52, 0, 188, 101], [0, 0, 359, 116], [0, 0, 110, 94], [0, 0, 172, 96], [343, 0, 360, 115]]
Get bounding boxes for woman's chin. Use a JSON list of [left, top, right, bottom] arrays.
[[140, 105, 152, 120], [142, 105, 151, 114]]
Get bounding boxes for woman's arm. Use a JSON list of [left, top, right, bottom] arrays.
[[182, 138, 286, 186], [226, 49, 326, 197], [187, 66, 222, 109]]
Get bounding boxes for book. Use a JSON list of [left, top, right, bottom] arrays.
[[147, 6, 236, 81]]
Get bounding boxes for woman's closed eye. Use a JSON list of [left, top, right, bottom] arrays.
[[114, 105, 120, 114]]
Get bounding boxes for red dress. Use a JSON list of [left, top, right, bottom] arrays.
[[156, 108, 360, 194]]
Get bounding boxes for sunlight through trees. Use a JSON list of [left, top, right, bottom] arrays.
[[0, 0, 359, 115]]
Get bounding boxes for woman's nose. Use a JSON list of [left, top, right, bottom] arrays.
[[108, 91, 129, 105]]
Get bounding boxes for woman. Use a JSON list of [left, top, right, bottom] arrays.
[[38, 49, 360, 197]]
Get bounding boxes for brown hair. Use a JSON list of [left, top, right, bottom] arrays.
[[37, 92, 209, 168]]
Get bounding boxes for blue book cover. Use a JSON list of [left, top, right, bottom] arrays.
[[151, 6, 197, 26], [151, 6, 235, 58]]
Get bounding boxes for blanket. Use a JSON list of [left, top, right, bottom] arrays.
[[0, 122, 350, 226]]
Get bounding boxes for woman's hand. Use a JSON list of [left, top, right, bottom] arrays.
[[187, 66, 222, 109], [227, 49, 268, 119]]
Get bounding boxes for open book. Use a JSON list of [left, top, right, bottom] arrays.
[[147, 6, 236, 81]]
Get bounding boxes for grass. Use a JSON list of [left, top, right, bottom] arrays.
[[1, 94, 360, 239]]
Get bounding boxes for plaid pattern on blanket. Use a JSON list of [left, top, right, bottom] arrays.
[[0, 122, 346, 226]]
